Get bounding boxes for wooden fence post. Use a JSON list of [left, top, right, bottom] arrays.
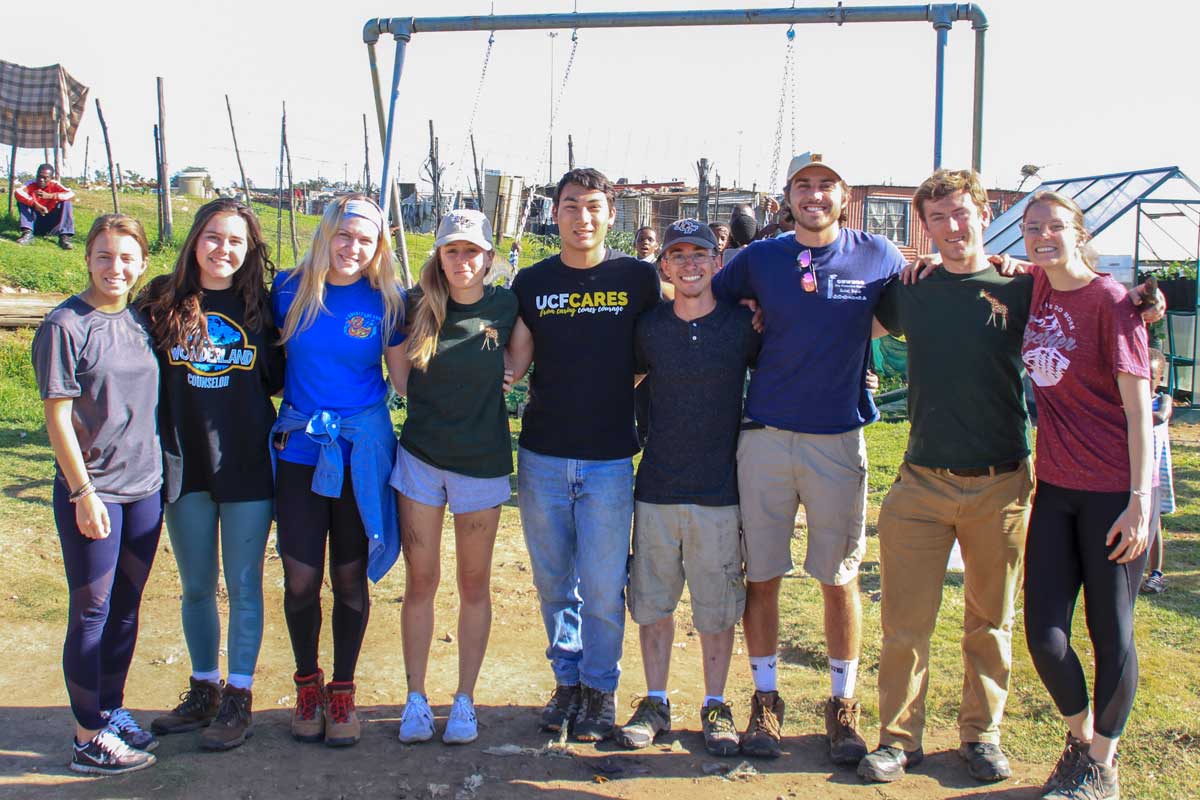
[[156, 77, 173, 242], [94, 98, 119, 213], [225, 94, 252, 206]]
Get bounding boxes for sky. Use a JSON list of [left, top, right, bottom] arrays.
[[7, 0, 1200, 195]]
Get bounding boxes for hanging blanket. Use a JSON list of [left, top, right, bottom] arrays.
[[0, 60, 89, 149]]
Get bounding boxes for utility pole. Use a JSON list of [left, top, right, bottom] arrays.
[[95, 98, 118, 213], [82, 136, 89, 185], [427, 120, 442, 220], [714, 172, 721, 222], [362, 113, 371, 192], [568, 134, 575, 171], [470, 133, 484, 212], [696, 157, 710, 222]]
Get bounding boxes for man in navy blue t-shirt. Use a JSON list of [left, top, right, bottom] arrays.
[[712, 153, 904, 762]]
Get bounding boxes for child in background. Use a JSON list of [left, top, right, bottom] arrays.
[[1141, 348, 1175, 594]]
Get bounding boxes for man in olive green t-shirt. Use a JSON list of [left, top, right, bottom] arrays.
[[858, 170, 1032, 786]]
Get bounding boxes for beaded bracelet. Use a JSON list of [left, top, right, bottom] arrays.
[[69, 480, 95, 503]]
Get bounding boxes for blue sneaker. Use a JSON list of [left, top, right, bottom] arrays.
[[398, 692, 434, 743]]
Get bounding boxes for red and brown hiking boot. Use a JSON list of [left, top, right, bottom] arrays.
[[150, 677, 222, 735], [324, 681, 361, 747], [291, 670, 325, 743], [740, 690, 785, 758]]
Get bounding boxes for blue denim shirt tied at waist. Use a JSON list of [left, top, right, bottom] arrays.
[[270, 401, 399, 582]]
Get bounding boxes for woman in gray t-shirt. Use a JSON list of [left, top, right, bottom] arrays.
[[31, 214, 163, 776]]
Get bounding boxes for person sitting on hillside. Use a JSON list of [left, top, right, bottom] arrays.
[[16, 163, 76, 249]]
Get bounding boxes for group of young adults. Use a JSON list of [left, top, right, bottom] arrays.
[[33, 153, 1160, 800]]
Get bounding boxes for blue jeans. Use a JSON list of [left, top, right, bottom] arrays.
[[517, 447, 634, 692]]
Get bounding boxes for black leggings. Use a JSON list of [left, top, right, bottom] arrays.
[[1024, 481, 1148, 739], [275, 460, 370, 683]]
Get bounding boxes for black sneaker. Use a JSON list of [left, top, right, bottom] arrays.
[[70, 728, 156, 775], [1044, 755, 1119, 800], [957, 741, 1011, 782], [58, 234, 74, 250], [616, 696, 670, 749], [101, 708, 158, 752], [540, 683, 581, 733], [701, 700, 740, 756], [1042, 733, 1090, 794], [857, 745, 924, 782], [574, 685, 616, 742]]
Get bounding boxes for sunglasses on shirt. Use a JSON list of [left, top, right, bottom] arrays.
[[797, 249, 817, 293]]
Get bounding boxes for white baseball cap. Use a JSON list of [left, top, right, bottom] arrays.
[[434, 209, 494, 251], [785, 152, 847, 186]]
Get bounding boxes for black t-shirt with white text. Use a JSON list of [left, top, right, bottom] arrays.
[[511, 250, 661, 460], [158, 287, 285, 503]]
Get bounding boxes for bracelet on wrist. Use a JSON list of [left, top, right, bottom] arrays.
[[1130, 488, 1150, 498], [68, 480, 95, 503]]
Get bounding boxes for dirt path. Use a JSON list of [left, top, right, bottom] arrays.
[[0, 496, 1061, 800]]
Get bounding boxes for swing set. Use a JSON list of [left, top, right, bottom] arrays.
[[362, 4, 990, 277]]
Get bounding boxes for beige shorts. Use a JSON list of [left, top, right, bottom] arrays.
[[627, 502, 746, 634], [737, 425, 867, 585]]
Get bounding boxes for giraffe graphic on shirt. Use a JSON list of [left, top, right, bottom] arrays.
[[481, 326, 499, 350], [979, 289, 1010, 330]]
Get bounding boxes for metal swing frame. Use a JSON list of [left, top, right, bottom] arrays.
[[363, 3, 990, 268]]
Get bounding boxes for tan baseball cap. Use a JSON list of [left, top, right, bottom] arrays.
[[785, 152, 847, 186]]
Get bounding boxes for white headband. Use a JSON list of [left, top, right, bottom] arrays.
[[343, 199, 385, 233]]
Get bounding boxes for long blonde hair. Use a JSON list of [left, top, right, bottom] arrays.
[[407, 244, 494, 370], [279, 194, 404, 344]]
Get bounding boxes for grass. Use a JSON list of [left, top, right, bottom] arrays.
[[2, 190, 1198, 798], [0, 187, 555, 292]]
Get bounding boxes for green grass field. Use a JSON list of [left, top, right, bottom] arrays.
[[1, 189, 1197, 798]]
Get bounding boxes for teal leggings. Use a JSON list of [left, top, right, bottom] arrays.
[[164, 492, 272, 677]]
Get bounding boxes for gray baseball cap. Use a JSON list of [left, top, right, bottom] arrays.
[[659, 218, 718, 256], [434, 209, 494, 251]]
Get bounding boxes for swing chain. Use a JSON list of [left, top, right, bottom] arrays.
[[768, 26, 797, 193]]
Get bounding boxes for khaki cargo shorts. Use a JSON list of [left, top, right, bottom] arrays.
[[627, 502, 746, 634], [737, 424, 867, 586]]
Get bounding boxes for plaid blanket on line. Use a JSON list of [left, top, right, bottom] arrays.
[[0, 60, 89, 149]]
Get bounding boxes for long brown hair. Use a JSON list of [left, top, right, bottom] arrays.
[[138, 199, 275, 350], [277, 194, 404, 344], [407, 245, 494, 370]]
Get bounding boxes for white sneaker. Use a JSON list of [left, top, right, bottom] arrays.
[[398, 692, 434, 743], [443, 694, 478, 745]]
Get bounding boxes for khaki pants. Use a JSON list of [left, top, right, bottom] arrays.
[[876, 459, 1033, 751]]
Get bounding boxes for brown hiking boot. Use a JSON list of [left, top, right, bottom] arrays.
[[826, 696, 868, 765], [291, 670, 325, 743], [200, 685, 253, 751], [1042, 733, 1090, 794], [324, 681, 361, 747], [740, 690, 785, 758], [151, 677, 222, 735]]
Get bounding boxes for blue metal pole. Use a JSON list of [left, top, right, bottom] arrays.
[[933, 23, 949, 170], [376, 24, 414, 281]]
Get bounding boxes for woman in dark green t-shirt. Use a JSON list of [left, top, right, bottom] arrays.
[[388, 209, 527, 746]]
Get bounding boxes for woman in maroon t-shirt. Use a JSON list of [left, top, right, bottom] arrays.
[[1020, 191, 1151, 799]]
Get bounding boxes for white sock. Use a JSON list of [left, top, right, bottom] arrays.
[[193, 669, 221, 684], [830, 657, 858, 699], [226, 673, 253, 690], [750, 655, 778, 693], [647, 690, 668, 703], [703, 695, 724, 707]]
